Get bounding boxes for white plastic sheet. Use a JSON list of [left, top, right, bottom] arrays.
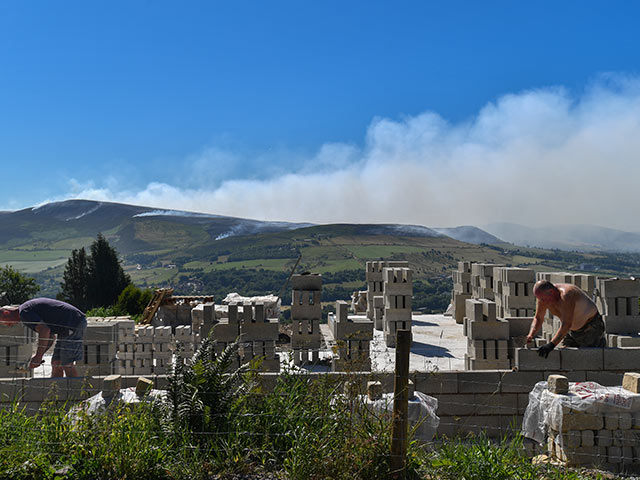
[[522, 380, 640, 444], [365, 391, 440, 441], [73, 387, 166, 416]]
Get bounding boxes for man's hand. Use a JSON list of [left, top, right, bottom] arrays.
[[537, 342, 556, 358], [526, 334, 534, 344], [27, 356, 43, 369]]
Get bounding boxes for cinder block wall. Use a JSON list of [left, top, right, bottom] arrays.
[[0, 365, 630, 438]]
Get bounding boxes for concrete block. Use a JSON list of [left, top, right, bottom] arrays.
[[414, 372, 458, 394], [617, 335, 640, 347], [457, 261, 472, 273], [472, 393, 518, 415], [240, 318, 279, 342], [581, 430, 595, 447], [620, 412, 633, 430], [436, 394, 475, 416], [103, 375, 121, 395], [505, 317, 533, 337], [599, 278, 640, 298], [605, 413, 619, 430], [453, 293, 472, 324], [605, 316, 640, 334], [598, 429, 612, 447], [458, 371, 502, 393], [367, 381, 383, 401], [136, 377, 153, 396], [499, 371, 545, 393], [623, 372, 640, 393], [585, 370, 624, 386], [516, 348, 561, 371], [604, 348, 640, 370], [548, 375, 569, 394], [560, 347, 604, 371], [467, 320, 509, 340], [549, 408, 603, 432], [500, 268, 535, 283], [291, 273, 322, 291], [0, 324, 33, 345]]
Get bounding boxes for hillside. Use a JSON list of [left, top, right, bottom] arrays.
[[484, 222, 640, 253], [1, 200, 639, 311]]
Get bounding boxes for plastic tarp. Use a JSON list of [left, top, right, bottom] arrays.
[[71, 388, 166, 417], [365, 391, 440, 441], [522, 380, 640, 445], [221, 293, 281, 319]]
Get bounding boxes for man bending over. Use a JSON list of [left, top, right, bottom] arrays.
[[0, 298, 86, 377], [526, 280, 606, 358]]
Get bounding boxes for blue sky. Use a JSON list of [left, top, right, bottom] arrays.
[[2, 2, 640, 229]]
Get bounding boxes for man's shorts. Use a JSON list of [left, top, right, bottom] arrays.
[[52, 317, 87, 365], [562, 313, 606, 348]]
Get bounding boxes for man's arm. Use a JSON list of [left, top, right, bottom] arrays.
[[28, 323, 55, 369], [551, 301, 575, 346], [526, 299, 546, 343]]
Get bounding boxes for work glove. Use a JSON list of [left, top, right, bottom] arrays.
[[537, 342, 556, 358]]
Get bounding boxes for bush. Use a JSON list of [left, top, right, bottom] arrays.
[[115, 284, 153, 317]]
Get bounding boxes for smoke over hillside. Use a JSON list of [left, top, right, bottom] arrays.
[[69, 76, 640, 232]]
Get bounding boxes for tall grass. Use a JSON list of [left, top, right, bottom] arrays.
[[0, 340, 609, 479]]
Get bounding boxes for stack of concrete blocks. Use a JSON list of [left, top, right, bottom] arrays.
[[211, 303, 241, 369], [239, 302, 280, 372], [290, 274, 322, 366], [452, 261, 472, 324], [116, 318, 136, 375], [133, 325, 155, 375], [365, 260, 409, 329], [328, 300, 373, 371], [80, 318, 120, 376], [174, 325, 200, 365], [596, 278, 640, 338], [493, 267, 535, 318], [154, 301, 194, 328], [0, 323, 34, 378], [464, 298, 511, 370], [471, 263, 504, 300], [544, 373, 640, 471], [152, 326, 172, 374], [191, 301, 216, 341], [536, 272, 597, 296], [383, 267, 413, 348], [115, 321, 174, 376]]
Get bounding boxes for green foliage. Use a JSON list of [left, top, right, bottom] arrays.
[[87, 233, 131, 308], [0, 385, 601, 479], [114, 284, 153, 316], [58, 234, 131, 311], [413, 277, 451, 312], [85, 305, 123, 317], [0, 401, 196, 480], [159, 337, 248, 440], [57, 247, 88, 310], [0, 265, 40, 304], [420, 434, 591, 480]]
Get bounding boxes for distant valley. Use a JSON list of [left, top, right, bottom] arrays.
[[1, 200, 639, 311]]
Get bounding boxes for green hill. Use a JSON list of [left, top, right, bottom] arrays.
[[2, 200, 639, 311]]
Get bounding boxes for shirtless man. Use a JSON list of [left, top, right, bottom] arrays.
[[526, 280, 606, 358]]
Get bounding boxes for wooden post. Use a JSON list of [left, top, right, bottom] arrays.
[[390, 329, 411, 475]]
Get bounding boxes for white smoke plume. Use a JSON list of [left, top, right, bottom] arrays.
[[68, 76, 640, 231]]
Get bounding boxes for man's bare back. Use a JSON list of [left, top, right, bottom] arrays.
[[542, 283, 598, 331], [528, 280, 605, 357]]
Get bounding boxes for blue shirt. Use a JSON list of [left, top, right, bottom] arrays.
[[19, 298, 86, 337]]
